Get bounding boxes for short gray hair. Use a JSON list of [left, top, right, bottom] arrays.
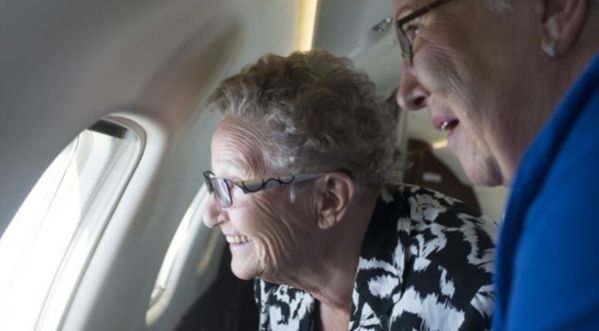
[[207, 49, 402, 190]]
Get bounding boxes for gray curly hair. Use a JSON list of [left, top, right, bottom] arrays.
[[207, 49, 402, 190]]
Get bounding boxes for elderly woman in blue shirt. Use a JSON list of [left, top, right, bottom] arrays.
[[202, 49, 496, 331]]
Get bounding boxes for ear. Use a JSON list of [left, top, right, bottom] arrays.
[[538, 0, 588, 57], [315, 172, 354, 230]]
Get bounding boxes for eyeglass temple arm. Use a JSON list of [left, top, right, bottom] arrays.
[[234, 173, 324, 193]]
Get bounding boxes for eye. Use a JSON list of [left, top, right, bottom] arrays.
[[403, 22, 421, 42]]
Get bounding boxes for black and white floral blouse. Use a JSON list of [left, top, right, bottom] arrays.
[[254, 185, 497, 331]]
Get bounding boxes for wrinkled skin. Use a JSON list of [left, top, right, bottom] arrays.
[[394, 0, 556, 186], [203, 118, 326, 285]]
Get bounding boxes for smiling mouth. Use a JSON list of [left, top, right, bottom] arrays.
[[225, 234, 251, 245]]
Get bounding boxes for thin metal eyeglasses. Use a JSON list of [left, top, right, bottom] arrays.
[[395, 0, 454, 64], [203, 170, 323, 208]]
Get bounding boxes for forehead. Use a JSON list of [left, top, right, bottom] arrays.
[[211, 118, 267, 177], [392, 0, 429, 17]]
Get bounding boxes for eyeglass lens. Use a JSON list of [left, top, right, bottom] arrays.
[[397, 31, 411, 62], [211, 178, 232, 208]]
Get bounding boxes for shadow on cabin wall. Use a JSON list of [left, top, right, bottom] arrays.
[[175, 248, 259, 331], [403, 139, 481, 212]]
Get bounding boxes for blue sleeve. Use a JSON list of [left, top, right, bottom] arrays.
[[506, 92, 599, 331]]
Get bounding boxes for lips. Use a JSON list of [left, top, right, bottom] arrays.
[[432, 114, 459, 132], [440, 119, 459, 131]]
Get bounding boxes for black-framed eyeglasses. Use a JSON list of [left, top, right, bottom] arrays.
[[203, 171, 324, 208], [395, 0, 454, 64]]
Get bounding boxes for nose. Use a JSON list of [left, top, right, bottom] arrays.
[[396, 60, 429, 111], [203, 194, 227, 228]]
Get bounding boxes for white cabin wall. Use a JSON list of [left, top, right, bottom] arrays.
[[1, 0, 304, 330], [63, 1, 304, 330]]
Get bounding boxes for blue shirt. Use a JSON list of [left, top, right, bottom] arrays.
[[494, 53, 599, 330]]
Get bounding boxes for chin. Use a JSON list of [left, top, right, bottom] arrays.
[[231, 271, 254, 280], [230, 263, 260, 280], [465, 165, 503, 187], [456, 148, 504, 186]]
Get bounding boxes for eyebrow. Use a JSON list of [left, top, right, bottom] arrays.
[[396, 0, 451, 22], [394, 1, 418, 20]]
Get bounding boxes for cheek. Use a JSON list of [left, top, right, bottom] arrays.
[[231, 195, 303, 273], [415, 21, 483, 104], [418, 42, 488, 128], [416, 42, 466, 96]]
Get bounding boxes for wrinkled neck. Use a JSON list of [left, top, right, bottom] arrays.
[[265, 191, 378, 312]]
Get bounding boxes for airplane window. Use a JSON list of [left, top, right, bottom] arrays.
[[0, 119, 142, 330], [145, 185, 212, 326]]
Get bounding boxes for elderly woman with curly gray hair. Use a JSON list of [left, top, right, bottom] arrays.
[[202, 49, 497, 331]]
